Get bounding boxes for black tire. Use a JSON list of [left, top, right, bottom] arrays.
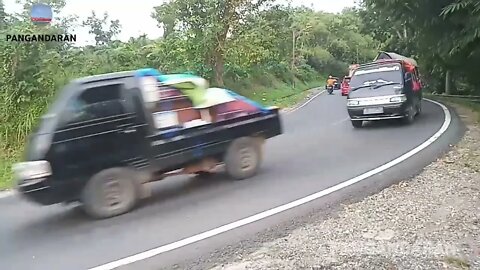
[[401, 105, 415, 125], [416, 102, 422, 116], [224, 137, 262, 180], [82, 167, 140, 219], [351, 120, 363, 128], [195, 171, 214, 178]]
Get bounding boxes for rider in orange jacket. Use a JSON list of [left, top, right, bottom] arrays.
[[326, 75, 337, 88]]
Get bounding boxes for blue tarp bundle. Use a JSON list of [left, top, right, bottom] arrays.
[[134, 68, 268, 113]]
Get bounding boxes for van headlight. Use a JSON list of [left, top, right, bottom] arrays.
[[390, 95, 407, 103], [347, 99, 360, 106]]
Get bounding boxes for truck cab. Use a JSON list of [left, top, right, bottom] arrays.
[[13, 70, 282, 218]]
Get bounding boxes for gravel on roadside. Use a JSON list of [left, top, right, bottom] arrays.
[[210, 104, 480, 270]]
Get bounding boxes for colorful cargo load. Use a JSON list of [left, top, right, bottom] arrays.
[[135, 68, 269, 129]]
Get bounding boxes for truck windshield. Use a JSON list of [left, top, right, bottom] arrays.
[[33, 84, 76, 134], [350, 64, 402, 90]]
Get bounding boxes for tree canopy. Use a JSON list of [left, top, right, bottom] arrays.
[[358, 0, 480, 94], [3, 0, 478, 188]]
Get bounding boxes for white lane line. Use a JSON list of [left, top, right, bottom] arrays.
[[89, 98, 451, 270], [332, 117, 350, 126], [0, 190, 14, 199], [287, 89, 326, 114]]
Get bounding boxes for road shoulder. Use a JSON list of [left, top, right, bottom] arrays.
[[280, 87, 325, 113], [209, 103, 480, 270]]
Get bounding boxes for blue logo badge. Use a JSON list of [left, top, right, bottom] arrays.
[[30, 3, 52, 25]]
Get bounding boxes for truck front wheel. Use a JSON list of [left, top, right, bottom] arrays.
[[224, 137, 262, 180], [195, 171, 214, 178], [81, 167, 140, 219]]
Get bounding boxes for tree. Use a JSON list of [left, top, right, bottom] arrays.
[[152, 2, 176, 38], [153, 0, 274, 86], [0, 0, 8, 28], [359, 0, 480, 94], [82, 11, 121, 46]]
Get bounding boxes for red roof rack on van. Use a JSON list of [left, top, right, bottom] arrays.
[[374, 51, 418, 72]]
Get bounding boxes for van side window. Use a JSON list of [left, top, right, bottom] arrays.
[[62, 84, 125, 125]]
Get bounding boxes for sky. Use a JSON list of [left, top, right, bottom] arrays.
[[4, 0, 356, 45]]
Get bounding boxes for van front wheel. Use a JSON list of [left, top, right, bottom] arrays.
[[82, 168, 140, 219], [401, 105, 416, 125], [351, 120, 363, 128]]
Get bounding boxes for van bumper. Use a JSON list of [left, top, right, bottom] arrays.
[[347, 102, 408, 121]]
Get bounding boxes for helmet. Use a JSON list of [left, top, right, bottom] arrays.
[[328, 75, 333, 79]]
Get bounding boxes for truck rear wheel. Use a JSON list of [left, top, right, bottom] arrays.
[[81, 168, 140, 219], [224, 137, 262, 180], [195, 171, 214, 178]]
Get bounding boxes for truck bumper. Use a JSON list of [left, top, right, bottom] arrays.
[[13, 160, 61, 205], [16, 177, 59, 205]]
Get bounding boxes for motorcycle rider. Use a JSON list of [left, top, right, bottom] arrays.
[[326, 75, 337, 90]]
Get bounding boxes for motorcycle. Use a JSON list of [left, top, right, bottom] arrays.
[[327, 85, 334, 95]]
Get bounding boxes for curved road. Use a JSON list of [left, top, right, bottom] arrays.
[[0, 91, 463, 270]]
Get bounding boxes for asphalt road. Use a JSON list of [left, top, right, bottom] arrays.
[[0, 91, 463, 270]]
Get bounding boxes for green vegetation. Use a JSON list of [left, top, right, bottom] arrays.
[[445, 256, 471, 269], [359, 0, 480, 96], [2, 0, 478, 190], [0, 0, 378, 189], [426, 94, 480, 123]]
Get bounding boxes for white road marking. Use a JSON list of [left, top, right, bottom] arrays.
[[332, 117, 350, 126], [89, 98, 451, 270], [0, 190, 14, 199], [287, 89, 326, 114]]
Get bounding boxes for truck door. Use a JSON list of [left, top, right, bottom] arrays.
[[53, 81, 148, 183]]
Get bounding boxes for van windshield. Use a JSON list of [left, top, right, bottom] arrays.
[[350, 64, 402, 90]]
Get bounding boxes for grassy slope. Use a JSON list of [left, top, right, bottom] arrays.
[[0, 77, 324, 190], [426, 95, 480, 123]]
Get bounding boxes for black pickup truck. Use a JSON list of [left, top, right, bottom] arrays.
[[13, 70, 282, 218]]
